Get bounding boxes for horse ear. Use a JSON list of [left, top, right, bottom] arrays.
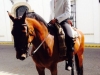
[[7, 11, 15, 22], [21, 10, 26, 22]]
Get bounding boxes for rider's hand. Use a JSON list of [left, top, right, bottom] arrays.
[[67, 20, 73, 26], [49, 19, 57, 25]]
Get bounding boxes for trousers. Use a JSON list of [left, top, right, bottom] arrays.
[[60, 22, 74, 38], [60, 21, 74, 52]]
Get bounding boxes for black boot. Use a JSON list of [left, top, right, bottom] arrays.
[[65, 38, 74, 71], [66, 51, 74, 71]]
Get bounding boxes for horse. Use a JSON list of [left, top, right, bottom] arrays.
[[7, 11, 84, 75]]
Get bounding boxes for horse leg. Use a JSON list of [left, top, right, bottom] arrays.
[[71, 60, 74, 75], [75, 53, 83, 75], [36, 65, 45, 75], [49, 63, 57, 75]]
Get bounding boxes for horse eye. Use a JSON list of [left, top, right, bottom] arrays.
[[22, 31, 27, 36]]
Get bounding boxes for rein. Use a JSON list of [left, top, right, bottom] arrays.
[[30, 33, 49, 56]]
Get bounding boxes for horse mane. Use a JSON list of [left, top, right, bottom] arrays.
[[26, 12, 48, 27]]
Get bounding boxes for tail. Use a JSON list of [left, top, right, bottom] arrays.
[[75, 54, 83, 75], [75, 54, 80, 74]]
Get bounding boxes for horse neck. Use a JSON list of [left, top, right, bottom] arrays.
[[26, 18, 48, 41]]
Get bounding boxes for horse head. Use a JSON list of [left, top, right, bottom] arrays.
[[7, 11, 35, 60]]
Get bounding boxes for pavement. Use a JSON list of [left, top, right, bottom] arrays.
[[0, 45, 100, 75], [0, 41, 100, 48]]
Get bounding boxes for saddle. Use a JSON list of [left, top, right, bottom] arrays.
[[48, 23, 79, 57]]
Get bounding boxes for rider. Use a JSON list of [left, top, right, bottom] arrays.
[[49, 0, 74, 71]]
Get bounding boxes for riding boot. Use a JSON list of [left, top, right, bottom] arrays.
[[65, 38, 74, 71], [66, 51, 74, 70]]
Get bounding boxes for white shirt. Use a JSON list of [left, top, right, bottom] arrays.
[[50, 0, 71, 23]]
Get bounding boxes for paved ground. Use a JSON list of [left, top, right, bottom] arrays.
[[0, 42, 100, 48], [0, 45, 100, 75]]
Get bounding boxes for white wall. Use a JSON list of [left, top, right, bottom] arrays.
[[12, 0, 26, 3], [28, 0, 51, 23], [28, 0, 44, 20], [76, 0, 100, 43], [0, 0, 100, 43], [93, 0, 100, 43], [0, 0, 12, 41]]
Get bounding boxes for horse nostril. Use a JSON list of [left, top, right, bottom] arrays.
[[20, 57, 26, 60]]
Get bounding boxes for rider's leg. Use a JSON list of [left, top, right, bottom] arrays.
[[61, 22, 74, 71]]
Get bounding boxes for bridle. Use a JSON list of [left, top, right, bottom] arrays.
[[22, 23, 32, 47], [22, 23, 49, 57]]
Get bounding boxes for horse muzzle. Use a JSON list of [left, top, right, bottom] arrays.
[[16, 53, 27, 60], [21, 54, 27, 59]]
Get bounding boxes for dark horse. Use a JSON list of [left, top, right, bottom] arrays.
[[7, 11, 84, 75]]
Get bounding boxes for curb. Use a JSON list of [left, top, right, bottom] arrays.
[[85, 44, 100, 48], [0, 42, 100, 48], [0, 42, 14, 45]]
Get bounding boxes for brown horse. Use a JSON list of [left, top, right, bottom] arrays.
[[7, 11, 84, 75]]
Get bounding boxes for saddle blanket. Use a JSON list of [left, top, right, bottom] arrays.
[[72, 27, 79, 38]]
